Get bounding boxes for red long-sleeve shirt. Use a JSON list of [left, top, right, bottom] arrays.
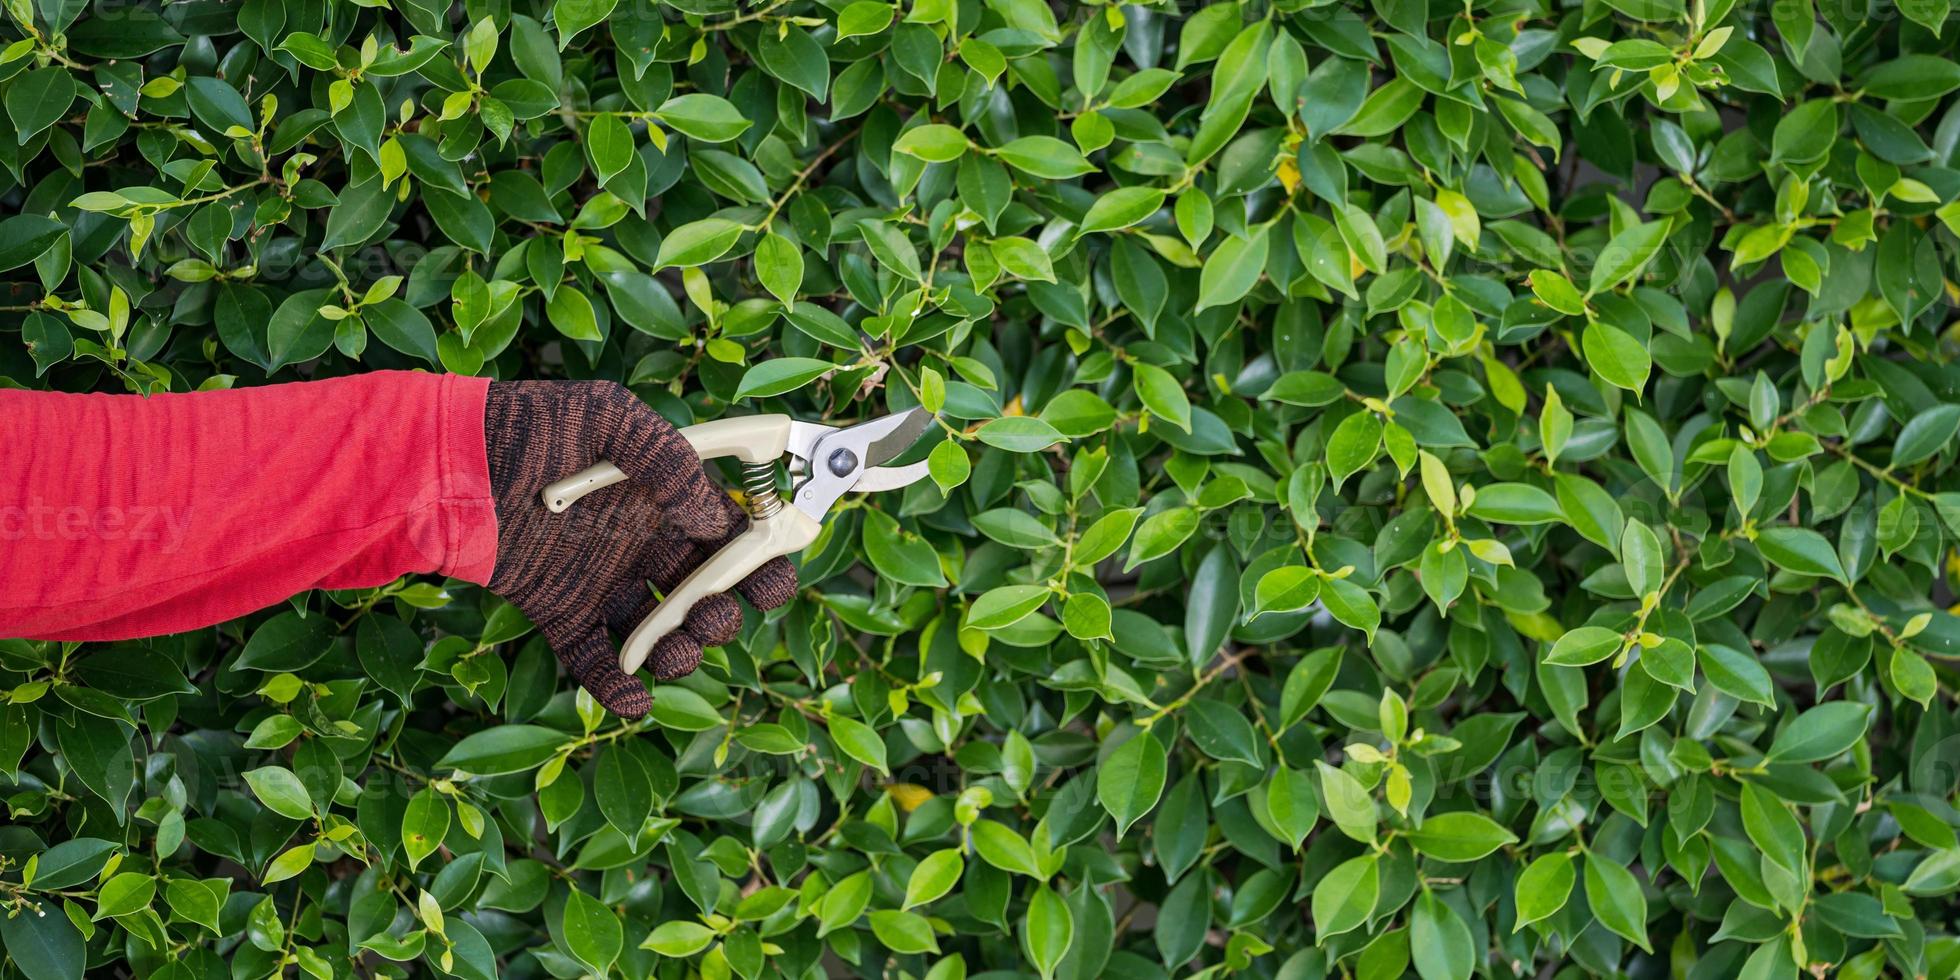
[[0, 371, 499, 639]]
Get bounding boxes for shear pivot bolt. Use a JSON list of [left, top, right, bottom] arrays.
[[827, 448, 858, 476]]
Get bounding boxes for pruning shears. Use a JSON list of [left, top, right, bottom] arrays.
[[540, 408, 935, 675]]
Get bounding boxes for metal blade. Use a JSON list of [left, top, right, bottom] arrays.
[[851, 460, 932, 493], [791, 408, 936, 520], [782, 419, 834, 463], [852, 407, 934, 468]]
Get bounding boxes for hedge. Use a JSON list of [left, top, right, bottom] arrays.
[[6, 0, 1960, 975]]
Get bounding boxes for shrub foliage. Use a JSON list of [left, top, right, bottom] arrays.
[[8, 0, 1960, 975]]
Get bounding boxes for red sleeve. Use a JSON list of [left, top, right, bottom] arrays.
[[0, 371, 499, 641]]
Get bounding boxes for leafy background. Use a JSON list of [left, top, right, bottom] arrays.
[[7, 0, 1960, 974]]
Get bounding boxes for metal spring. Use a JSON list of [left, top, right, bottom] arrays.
[[740, 461, 782, 518]]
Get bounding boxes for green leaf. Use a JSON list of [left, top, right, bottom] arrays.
[[816, 871, 872, 936], [545, 285, 601, 342], [1079, 187, 1166, 234], [870, 909, 939, 954], [754, 232, 804, 305], [828, 714, 889, 774], [1096, 731, 1167, 837], [859, 219, 923, 281], [186, 77, 253, 134], [1464, 483, 1563, 525], [1264, 765, 1319, 849], [595, 745, 652, 837], [1326, 411, 1383, 489], [1022, 885, 1073, 980], [1582, 322, 1651, 391], [642, 921, 716, 957], [585, 113, 634, 184], [560, 888, 623, 973], [1893, 404, 1960, 466], [649, 687, 726, 730], [927, 439, 971, 493], [974, 508, 1059, 548], [1583, 854, 1651, 952], [1513, 852, 1575, 931], [0, 892, 84, 980], [28, 840, 116, 891], [1765, 701, 1872, 763], [654, 94, 752, 142], [1316, 761, 1378, 844], [0, 215, 66, 272], [893, 124, 970, 162], [320, 177, 394, 250], [1126, 507, 1200, 568], [92, 873, 155, 918], [437, 725, 571, 775], [734, 357, 834, 399], [1132, 362, 1192, 432], [1404, 811, 1518, 861], [401, 787, 450, 870], [1318, 577, 1381, 640], [990, 236, 1055, 282], [1587, 219, 1670, 295], [1311, 855, 1379, 937], [1195, 227, 1269, 311], [976, 417, 1065, 452], [863, 508, 947, 587], [835, 1, 895, 39], [1755, 526, 1847, 581], [971, 819, 1041, 876], [655, 218, 744, 269], [1411, 890, 1476, 980], [235, 611, 336, 671], [6, 68, 76, 144], [553, 0, 619, 46], [1074, 507, 1142, 566], [243, 766, 315, 820], [902, 848, 964, 909], [1250, 566, 1320, 619], [1699, 643, 1775, 707], [966, 584, 1051, 629], [993, 136, 1094, 178], [1858, 54, 1960, 100]]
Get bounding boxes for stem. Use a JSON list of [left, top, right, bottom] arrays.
[[755, 127, 859, 231]]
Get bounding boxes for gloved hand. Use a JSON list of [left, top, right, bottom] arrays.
[[482, 380, 797, 718]]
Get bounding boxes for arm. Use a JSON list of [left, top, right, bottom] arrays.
[[0, 373, 796, 720], [0, 371, 498, 639]]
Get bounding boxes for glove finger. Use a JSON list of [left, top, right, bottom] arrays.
[[598, 540, 674, 635], [648, 631, 704, 681], [590, 383, 732, 542], [602, 541, 749, 648], [698, 494, 796, 609], [735, 555, 799, 610], [680, 592, 744, 647], [543, 619, 650, 719], [642, 532, 707, 593], [600, 580, 655, 640]]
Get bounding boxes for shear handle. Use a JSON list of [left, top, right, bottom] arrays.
[[538, 413, 814, 675], [541, 414, 794, 513], [616, 507, 822, 674]]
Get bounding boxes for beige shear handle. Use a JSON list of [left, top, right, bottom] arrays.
[[542, 414, 794, 513], [538, 414, 817, 675], [615, 507, 821, 674]]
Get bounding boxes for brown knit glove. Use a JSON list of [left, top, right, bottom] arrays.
[[483, 380, 798, 718]]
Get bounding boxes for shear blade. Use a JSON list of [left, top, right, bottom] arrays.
[[791, 407, 936, 519], [854, 407, 934, 469], [852, 460, 933, 493]]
